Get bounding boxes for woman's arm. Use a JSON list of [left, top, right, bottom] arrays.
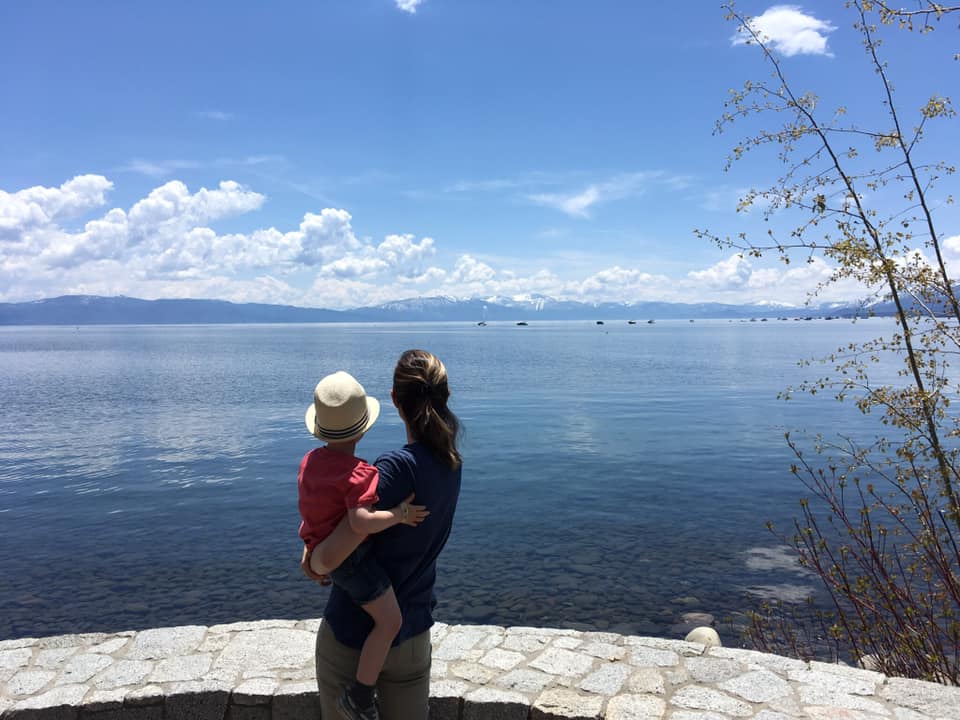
[[306, 515, 366, 577], [301, 495, 429, 585], [346, 494, 428, 535]]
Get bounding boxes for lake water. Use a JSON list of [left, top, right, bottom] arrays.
[[0, 319, 902, 644]]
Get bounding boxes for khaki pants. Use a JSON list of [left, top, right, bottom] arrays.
[[314, 620, 432, 720]]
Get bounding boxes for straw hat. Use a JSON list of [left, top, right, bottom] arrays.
[[305, 371, 380, 443]]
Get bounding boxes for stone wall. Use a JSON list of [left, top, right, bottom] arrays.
[[2, 619, 959, 719]]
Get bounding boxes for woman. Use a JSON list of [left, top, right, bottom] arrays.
[[301, 349, 462, 720]]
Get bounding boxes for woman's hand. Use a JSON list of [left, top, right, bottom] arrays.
[[300, 545, 331, 585], [395, 492, 430, 526]]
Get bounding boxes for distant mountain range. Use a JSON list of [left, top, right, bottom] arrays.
[[0, 294, 881, 325]]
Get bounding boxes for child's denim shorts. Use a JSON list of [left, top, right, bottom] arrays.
[[329, 541, 392, 606]]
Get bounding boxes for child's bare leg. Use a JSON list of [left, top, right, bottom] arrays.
[[356, 587, 403, 686], [309, 515, 366, 576]]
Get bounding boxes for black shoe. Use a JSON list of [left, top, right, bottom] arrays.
[[337, 686, 379, 720]]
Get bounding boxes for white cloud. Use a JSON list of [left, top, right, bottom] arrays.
[[398, 266, 447, 285], [316, 232, 435, 279], [732, 5, 837, 57], [197, 110, 233, 121], [527, 172, 667, 218], [446, 178, 527, 193], [529, 186, 601, 218], [577, 266, 670, 298], [121, 159, 201, 178], [121, 155, 284, 178], [688, 254, 754, 288], [685, 253, 862, 305], [377, 234, 435, 276], [939, 235, 960, 280], [0, 175, 113, 240], [320, 254, 390, 279], [448, 255, 496, 284], [0, 175, 880, 309], [395, 0, 424, 13], [221, 154, 284, 167], [297, 208, 361, 266], [128, 180, 264, 230]]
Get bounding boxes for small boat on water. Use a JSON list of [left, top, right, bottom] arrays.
[[516, 321, 528, 326], [596, 321, 604, 325], [628, 320, 637, 325], [647, 319, 655, 324], [477, 321, 487, 326]]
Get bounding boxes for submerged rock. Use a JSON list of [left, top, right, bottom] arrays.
[[685, 626, 722, 648]]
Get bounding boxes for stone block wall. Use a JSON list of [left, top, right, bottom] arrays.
[[3, 619, 959, 719]]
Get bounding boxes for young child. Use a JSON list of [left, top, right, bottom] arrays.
[[298, 370, 428, 720]]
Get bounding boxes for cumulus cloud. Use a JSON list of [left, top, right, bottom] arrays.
[[2, 177, 275, 282], [317, 233, 436, 279], [578, 266, 671, 298], [684, 253, 863, 305], [395, 0, 424, 13], [297, 208, 361, 266], [398, 266, 447, 285], [128, 180, 265, 231], [448, 255, 496, 284], [1, 175, 878, 309], [688, 254, 754, 288], [0, 175, 459, 307], [1, 175, 113, 240], [732, 5, 837, 57], [320, 254, 390, 279], [376, 234, 436, 276]]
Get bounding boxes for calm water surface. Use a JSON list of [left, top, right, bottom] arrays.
[[0, 319, 901, 642]]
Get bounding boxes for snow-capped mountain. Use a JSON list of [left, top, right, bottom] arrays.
[[0, 294, 875, 325]]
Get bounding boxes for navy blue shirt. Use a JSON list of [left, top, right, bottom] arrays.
[[322, 441, 462, 648]]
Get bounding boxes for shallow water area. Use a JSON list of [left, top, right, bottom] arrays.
[[0, 318, 900, 644]]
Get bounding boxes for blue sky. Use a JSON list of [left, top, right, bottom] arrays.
[[1, 1, 957, 308]]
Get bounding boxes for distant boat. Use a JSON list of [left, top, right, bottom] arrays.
[[596, 320, 604, 325], [477, 321, 487, 326], [647, 319, 655, 324], [516, 321, 528, 326], [628, 320, 637, 325], [689, 319, 694, 322]]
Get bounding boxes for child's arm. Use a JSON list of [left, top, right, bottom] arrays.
[[346, 492, 429, 535]]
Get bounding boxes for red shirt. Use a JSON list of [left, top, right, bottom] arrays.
[[298, 447, 379, 550]]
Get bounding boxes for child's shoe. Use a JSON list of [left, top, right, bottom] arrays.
[[337, 685, 379, 720]]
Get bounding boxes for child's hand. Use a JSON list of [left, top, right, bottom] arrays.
[[395, 492, 430, 526], [301, 545, 332, 585]]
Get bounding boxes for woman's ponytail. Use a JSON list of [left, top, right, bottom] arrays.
[[393, 349, 462, 469]]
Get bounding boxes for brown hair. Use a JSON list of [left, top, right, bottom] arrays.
[[393, 349, 462, 469]]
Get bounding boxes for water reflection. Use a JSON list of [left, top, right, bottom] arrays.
[[0, 321, 900, 642]]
